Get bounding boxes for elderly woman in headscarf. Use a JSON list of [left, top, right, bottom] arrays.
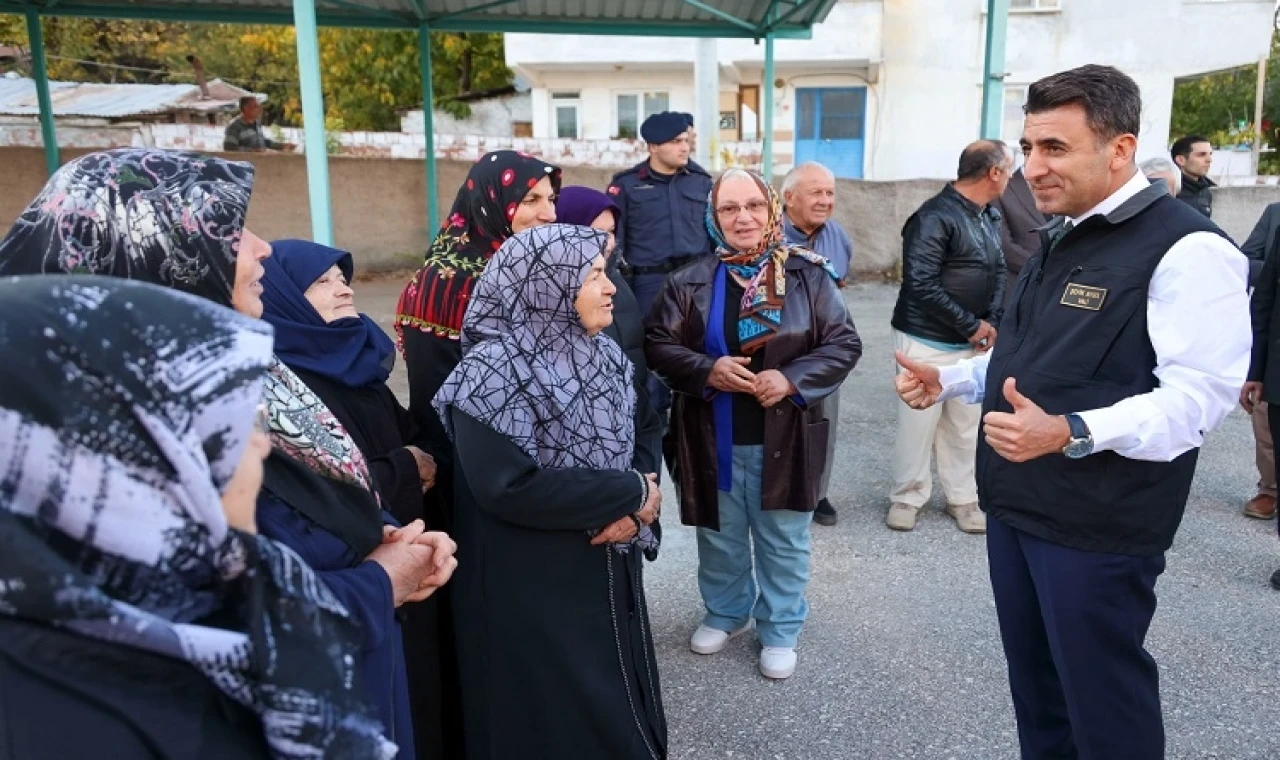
[[260, 238, 455, 760], [552, 186, 664, 479], [645, 168, 862, 681], [0, 148, 453, 757], [394, 150, 560, 522], [435, 224, 667, 760], [0, 275, 394, 759]]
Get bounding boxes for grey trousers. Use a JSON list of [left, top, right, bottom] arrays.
[[819, 384, 842, 501]]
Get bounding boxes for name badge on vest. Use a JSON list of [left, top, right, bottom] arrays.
[[1060, 282, 1108, 311]]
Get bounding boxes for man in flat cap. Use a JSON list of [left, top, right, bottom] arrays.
[[609, 111, 715, 434]]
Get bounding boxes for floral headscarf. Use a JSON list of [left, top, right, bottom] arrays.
[[706, 170, 840, 354], [395, 150, 561, 342], [0, 148, 253, 305], [0, 276, 395, 759]]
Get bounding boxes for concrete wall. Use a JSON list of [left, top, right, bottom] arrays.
[[401, 93, 533, 137], [4, 147, 1277, 276]]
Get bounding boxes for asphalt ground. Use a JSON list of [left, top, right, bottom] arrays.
[[359, 276, 1279, 760]]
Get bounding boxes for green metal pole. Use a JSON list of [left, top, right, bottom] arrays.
[[25, 11, 59, 176], [419, 24, 439, 229], [980, 0, 1010, 139], [292, 0, 334, 245], [762, 30, 775, 179]]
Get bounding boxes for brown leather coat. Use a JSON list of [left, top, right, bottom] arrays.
[[645, 255, 862, 529]]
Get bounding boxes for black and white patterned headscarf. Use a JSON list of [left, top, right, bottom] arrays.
[[0, 276, 396, 759], [0, 148, 253, 305], [435, 225, 636, 471]]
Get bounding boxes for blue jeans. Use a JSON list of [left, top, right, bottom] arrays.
[[696, 445, 813, 648]]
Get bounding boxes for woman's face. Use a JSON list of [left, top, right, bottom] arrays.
[[588, 209, 617, 257], [305, 264, 359, 322], [231, 229, 272, 318], [512, 176, 557, 233], [220, 418, 272, 534], [574, 254, 616, 336], [714, 176, 770, 253]]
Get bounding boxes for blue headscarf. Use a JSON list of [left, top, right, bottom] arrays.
[[261, 239, 395, 388]]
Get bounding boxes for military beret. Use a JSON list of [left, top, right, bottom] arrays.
[[640, 111, 688, 145]]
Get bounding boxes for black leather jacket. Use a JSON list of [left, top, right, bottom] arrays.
[[891, 184, 1007, 344]]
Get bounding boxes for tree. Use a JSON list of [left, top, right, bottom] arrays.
[[0, 16, 511, 132], [1170, 6, 1280, 170]]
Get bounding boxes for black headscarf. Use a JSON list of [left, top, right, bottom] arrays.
[[0, 148, 253, 305], [395, 150, 561, 341], [0, 275, 395, 759]]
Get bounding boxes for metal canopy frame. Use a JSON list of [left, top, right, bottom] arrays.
[[10, 0, 971, 245]]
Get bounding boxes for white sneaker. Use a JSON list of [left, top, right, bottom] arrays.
[[689, 620, 754, 655], [759, 646, 797, 679]]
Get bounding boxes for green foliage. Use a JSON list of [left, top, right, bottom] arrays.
[[1170, 8, 1280, 171], [0, 16, 511, 132]]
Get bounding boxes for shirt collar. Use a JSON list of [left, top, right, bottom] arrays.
[[783, 213, 821, 242], [1068, 169, 1147, 227]]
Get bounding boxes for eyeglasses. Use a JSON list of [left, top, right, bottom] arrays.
[[253, 403, 269, 435], [715, 199, 770, 218]]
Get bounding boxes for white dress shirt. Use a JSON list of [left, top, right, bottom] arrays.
[[935, 170, 1251, 463]]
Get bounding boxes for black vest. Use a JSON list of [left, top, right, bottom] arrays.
[[979, 184, 1227, 556]]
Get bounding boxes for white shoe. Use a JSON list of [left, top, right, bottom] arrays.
[[759, 646, 797, 679], [689, 620, 754, 655]]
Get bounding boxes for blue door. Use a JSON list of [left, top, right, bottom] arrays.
[[794, 87, 866, 179]]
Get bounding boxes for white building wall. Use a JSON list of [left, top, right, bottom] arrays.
[[506, 0, 1274, 179]]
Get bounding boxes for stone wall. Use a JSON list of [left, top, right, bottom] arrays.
[[4, 146, 1277, 275]]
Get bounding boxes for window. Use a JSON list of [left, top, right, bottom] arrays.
[[1002, 85, 1028, 144], [1009, 0, 1060, 9], [551, 91, 580, 139], [615, 91, 670, 139]]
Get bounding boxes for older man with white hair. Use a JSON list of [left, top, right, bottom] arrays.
[[1140, 156, 1182, 196], [782, 161, 854, 526]]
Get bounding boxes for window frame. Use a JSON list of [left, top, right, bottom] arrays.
[[551, 91, 581, 140], [613, 90, 671, 140]]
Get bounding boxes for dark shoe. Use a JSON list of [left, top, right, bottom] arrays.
[[1243, 493, 1277, 519], [1271, 567, 1280, 591], [813, 498, 838, 526]]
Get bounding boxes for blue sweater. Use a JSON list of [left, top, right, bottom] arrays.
[[256, 495, 415, 759]]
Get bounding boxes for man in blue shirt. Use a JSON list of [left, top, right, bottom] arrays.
[[609, 111, 714, 421], [782, 162, 854, 525]]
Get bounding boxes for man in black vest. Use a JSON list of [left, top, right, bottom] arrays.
[[894, 65, 1250, 758]]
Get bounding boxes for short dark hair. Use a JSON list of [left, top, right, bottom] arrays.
[[1024, 65, 1141, 143], [238, 96, 258, 110], [957, 140, 1010, 181], [1170, 135, 1211, 160]]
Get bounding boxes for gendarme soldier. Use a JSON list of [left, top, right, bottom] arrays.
[[608, 111, 714, 419]]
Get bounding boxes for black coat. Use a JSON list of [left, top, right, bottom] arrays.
[[604, 268, 663, 475], [0, 617, 270, 760], [891, 184, 1007, 344], [447, 408, 666, 760], [287, 366, 461, 760], [1239, 201, 1278, 287], [1176, 173, 1215, 218], [1249, 225, 1280, 404], [645, 255, 861, 524], [990, 168, 1046, 307]]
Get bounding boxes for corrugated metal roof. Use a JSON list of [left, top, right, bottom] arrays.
[[0, 0, 838, 38], [0, 74, 259, 118]]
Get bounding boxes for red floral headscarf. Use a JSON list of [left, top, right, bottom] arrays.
[[395, 150, 561, 342]]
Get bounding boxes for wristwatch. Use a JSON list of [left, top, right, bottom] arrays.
[[1062, 413, 1094, 459]]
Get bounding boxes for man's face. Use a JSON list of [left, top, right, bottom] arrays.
[[1020, 104, 1126, 218], [784, 168, 836, 231], [993, 155, 1014, 197], [649, 133, 691, 171], [242, 101, 261, 123], [1176, 141, 1213, 179]]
